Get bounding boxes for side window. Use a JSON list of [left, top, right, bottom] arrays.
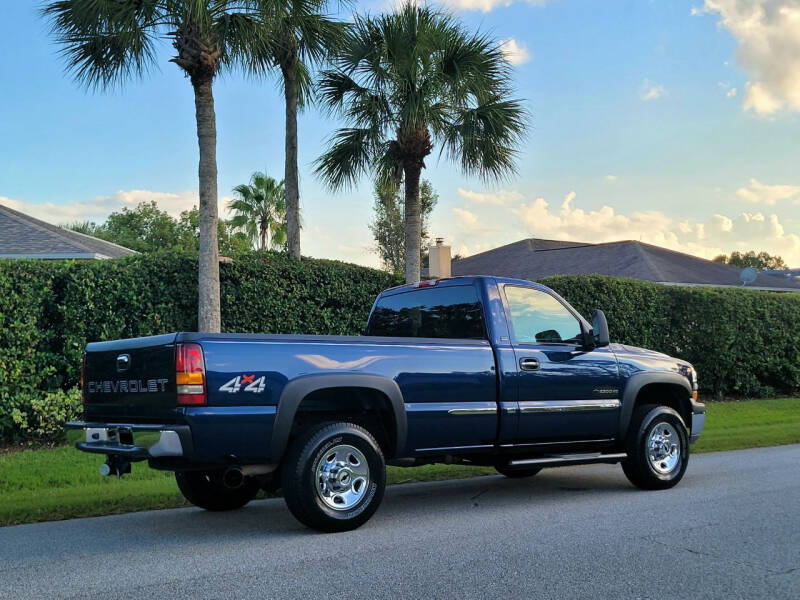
[[366, 285, 486, 339], [504, 286, 583, 345]]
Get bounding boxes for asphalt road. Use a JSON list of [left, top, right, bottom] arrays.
[[1, 445, 798, 600]]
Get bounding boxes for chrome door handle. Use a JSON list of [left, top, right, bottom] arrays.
[[519, 357, 540, 371]]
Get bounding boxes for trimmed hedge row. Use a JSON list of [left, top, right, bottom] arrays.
[[2, 256, 798, 442], [541, 275, 800, 399], [0, 252, 398, 442]]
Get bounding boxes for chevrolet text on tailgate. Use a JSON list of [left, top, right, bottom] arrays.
[[67, 276, 706, 532]]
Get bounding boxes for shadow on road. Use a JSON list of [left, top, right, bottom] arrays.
[[2, 463, 639, 567]]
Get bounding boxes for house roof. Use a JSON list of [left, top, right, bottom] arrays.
[[0, 203, 136, 259], [451, 238, 800, 291]]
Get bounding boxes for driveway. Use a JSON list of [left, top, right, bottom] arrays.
[[1, 445, 798, 599]]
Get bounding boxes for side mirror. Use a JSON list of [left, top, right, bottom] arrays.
[[592, 309, 610, 348]]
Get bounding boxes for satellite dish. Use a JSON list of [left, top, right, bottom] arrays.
[[740, 267, 758, 286]]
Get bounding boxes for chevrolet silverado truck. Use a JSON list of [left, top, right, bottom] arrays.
[[67, 276, 705, 532]]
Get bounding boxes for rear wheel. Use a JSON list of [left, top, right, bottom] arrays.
[[175, 470, 260, 511], [494, 463, 542, 479], [281, 422, 386, 533], [622, 404, 689, 490]]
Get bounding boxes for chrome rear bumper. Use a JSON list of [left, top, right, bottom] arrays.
[[65, 422, 189, 460]]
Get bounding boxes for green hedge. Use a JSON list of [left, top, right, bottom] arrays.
[[0, 252, 398, 442], [2, 256, 799, 443], [541, 275, 800, 399]]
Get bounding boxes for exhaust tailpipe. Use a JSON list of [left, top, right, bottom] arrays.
[[222, 467, 244, 489]]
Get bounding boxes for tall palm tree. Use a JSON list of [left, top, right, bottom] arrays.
[[43, 0, 267, 332], [316, 3, 527, 283], [228, 172, 287, 250], [250, 0, 347, 260]]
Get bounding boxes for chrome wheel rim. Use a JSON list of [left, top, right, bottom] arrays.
[[647, 421, 681, 475], [315, 444, 370, 511]]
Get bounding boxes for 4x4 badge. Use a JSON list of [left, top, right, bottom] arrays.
[[219, 375, 266, 394]]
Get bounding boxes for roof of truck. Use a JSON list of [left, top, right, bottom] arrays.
[[378, 275, 550, 296]]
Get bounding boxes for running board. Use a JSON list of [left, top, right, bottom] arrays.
[[507, 452, 627, 469]]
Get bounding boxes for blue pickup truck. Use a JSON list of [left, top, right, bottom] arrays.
[[68, 276, 705, 531]]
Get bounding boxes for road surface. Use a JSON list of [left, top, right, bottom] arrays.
[[1, 445, 798, 599]]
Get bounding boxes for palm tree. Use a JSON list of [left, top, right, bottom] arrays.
[[249, 0, 346, 260], [315, 3, 527, 283], [228, 172, 287, 250], [43, 0, 267, 332]]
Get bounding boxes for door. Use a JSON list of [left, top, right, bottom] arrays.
[[502, 285, 621, 444]]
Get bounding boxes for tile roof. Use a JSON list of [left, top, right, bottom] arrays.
[[451, 238, 800, 291], [0, 203, 136, 259]]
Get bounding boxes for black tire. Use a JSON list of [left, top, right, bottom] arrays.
[[175, 470, 260, 511], [622, 404, 689, 490], [281, 422, 386, 533], [494, 463, 542, 479]]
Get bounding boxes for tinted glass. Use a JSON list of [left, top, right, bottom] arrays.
[[504, 286, 582, 344], [366, 285, 486, 339]]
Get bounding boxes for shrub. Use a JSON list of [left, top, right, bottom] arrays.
[[11, 388, 82, 444], [1, 257, 798, 443], [0, 252, 398, 442], [541, 275, 800, 398]]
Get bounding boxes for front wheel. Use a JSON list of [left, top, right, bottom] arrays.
[[281, 422, 386, 532], [175, 470, 260, 511], [622, 404, 689, 490]]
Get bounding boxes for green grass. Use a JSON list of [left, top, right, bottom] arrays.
[[691, 397, 800, 453], [1, 398, 798, 527]]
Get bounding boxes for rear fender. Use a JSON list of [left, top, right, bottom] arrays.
[[270, 374, 407, 462]]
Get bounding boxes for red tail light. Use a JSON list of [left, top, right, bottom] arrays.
[[80, 354, 86, 404], [175, 343, 206, 406]]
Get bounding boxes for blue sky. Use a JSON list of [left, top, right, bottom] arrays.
[[2, 0, 799, 266]]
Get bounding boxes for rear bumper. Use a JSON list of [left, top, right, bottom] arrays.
[[65, 422, 193, 461]]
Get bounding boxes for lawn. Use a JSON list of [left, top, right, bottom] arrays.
[[1, 397, 798, 527]]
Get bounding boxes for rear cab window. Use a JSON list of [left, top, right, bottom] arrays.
[[366, 285, 486, 339]]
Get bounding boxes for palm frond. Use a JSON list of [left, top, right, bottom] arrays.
[[314, 127, 383, 191], [42, 0, 162, 89]]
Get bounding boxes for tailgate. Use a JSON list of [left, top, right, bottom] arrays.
[[83, 333, 180, 423]]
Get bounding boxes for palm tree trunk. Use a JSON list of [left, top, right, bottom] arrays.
[[193, 78, 221, 332], [403, 163, 422, 283], [282, 59, 301, 260], [260, 225, 266, 251]]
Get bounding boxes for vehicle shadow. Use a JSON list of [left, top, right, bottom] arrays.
[[3, 463, 641, 569], [132, 464, 636, 539]]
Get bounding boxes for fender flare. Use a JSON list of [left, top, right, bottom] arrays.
[[619, 372, 691, 438], [270, 373, 407, 462]]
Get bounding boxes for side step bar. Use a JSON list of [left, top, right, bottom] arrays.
[[506, 452, 627, 469]]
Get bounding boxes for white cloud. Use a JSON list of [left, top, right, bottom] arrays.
[[457, 188, 523, 205], [443, 188, 800, 265], [499, 38, 532, 66], [604, 175, 618, 182], [453, 207, 479, 228], [437, 0, 550, 14], [0, 190, 232, 226], [735, 178, 800, 205], [640, 79, 666, 101], [726, 87, 738, 98], [695, 1, 800, 116]]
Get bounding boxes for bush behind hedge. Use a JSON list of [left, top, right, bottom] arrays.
[[2, 254, 798, 442]]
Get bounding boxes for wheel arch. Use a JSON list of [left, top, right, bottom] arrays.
[[270, 374, 407, 462], [619, 372, 692, 439]]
